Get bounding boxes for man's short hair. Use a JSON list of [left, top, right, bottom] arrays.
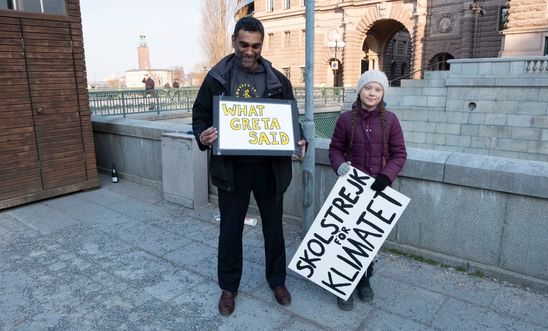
[[233, 16, 264, 40]]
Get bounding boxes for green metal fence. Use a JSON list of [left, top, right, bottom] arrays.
[[299, 112, 339, 139], [88, 88, 199, 117], [88, 87, 342, 138], [88, 87, 344, 117]]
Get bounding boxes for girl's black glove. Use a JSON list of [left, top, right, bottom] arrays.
[[371, 174, 391, 192]]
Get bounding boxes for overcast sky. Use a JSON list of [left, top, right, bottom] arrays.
[[80, 0, 204, 82]]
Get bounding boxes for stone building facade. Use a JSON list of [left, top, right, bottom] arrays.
[[500, 0, 548, 57], [237, 0, 510, 87]]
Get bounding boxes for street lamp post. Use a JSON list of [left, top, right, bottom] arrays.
[[328, 32, 345, 87]]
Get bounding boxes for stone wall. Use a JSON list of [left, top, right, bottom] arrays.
[[353, 57, 548, 162], [92, 113, 548, 291]]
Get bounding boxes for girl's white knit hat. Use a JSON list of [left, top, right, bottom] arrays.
[[355, 70, 389, 99]]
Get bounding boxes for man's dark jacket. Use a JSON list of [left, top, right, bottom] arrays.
[[192, 54, 305, 198]]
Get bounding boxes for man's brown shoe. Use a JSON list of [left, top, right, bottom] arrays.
[[218, 290, 237, 316], [273, 286, 291, 306]]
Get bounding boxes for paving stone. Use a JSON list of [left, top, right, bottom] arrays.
[[360, 307, 439, 331], [164, 242, 218, 280], [371, 275, 446, 325], [376, 252, 499, 307], [492, 285, 548, 329], [144, 269, 206, 302], [0, 213, 39, 242], [250, 275, 371, 330], [431, 298, 547, 331], [109, 221, 192, 256], [2, 180, 547, 330], [6, 203, 81, 234]]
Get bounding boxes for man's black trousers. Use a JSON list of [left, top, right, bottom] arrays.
[[217, 160, 286, 293]]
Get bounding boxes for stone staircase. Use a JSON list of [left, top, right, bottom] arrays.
[[386, 70, 449, 110]]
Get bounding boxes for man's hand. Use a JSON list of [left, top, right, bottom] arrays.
[[291, 139, 306, 161], [199, 126, 218, 147]]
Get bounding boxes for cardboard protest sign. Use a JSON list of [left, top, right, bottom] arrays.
[[288, 166, 410, 300], [212, 96, 300, 156]]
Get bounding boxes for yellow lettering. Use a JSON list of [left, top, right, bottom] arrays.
[[256, 105, 265, 116], [269, 132, 280, 145], [249, 131, 258, 144], [230, 118, 241, 130], [270, 118, 281, 130], [280, 132, 289, 145], [237, 104, 247, 116], [248, 105, 258, 116], [222, 104, 236, 116], [251, 118, 260, 130], [241, 118, 251, 130], [258, 132, 270, 145]]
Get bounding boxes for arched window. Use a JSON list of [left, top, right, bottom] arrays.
[[428, 53, 454, 71], [390, 62, 397, 78]]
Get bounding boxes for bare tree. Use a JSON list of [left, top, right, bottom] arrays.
[[201, 0, 236, 67]]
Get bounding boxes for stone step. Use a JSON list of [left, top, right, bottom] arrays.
[[389, 86, 447, 96], [399, 79, 446, 88], [424, 70, 450, 79]]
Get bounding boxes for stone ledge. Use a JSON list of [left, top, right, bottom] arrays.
[[316, 138, 548, 199], [92, 116, 192, 140], [444, 152, 548, 199]]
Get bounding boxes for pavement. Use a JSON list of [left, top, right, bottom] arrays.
[[1, 175, 548, 330]]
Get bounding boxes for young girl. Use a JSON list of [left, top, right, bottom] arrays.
[[328, 70, 407, 310]]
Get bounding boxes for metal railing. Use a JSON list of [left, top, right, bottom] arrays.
[[89, 87, 345, 116], [389, 61, 449, 86], [293, 86, 344, 104], [88, 88, 199, 117]]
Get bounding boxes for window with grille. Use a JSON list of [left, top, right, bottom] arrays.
[[284, 31, 291, 48], [268, 33, 274, 49], [283, 0, 290, 10], [283, 67, 291, 79], [498, 5, 508, 31]]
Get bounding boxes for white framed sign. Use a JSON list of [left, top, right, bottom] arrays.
[[212, 96, 300, 156], [288, 166, 411, 300]]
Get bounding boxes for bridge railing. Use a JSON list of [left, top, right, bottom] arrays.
[[89, 87, 345, 117]]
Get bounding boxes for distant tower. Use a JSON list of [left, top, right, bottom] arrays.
[[138, 35, 150, 69]]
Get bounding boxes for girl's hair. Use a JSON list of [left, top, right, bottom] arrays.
[[348, 95, 388, 166]]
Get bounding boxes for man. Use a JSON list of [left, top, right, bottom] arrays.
[[192, 16, 306, 316], [142, 74, 155, 90]]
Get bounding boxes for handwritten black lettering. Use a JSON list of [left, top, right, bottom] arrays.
[[331, 197, 352, 216], [296, 249, 321, 278], [296, 259, 315, 278], [356, 211, 385, 234], [337, 238, 371, 270], [323, 205, 344, 224], [321, 268, 356, 295], [307, 238, 325, 257], [366, 198, 397, 225], [320, 217, 339, 235], [338, 186, 359, 205], [347, 169, 370, 191]]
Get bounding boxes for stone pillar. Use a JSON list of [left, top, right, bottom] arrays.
[[161, 132, 208, 209], [411, 0, 427, 78]]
